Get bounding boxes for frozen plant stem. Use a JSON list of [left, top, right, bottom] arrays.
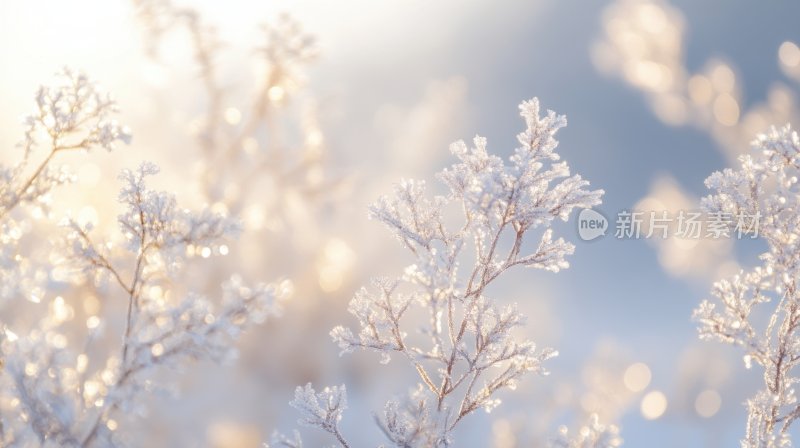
[[3, 145, 65, 219], [0, 68, 130, 220], [80, 216, 145, 447], [0, 75, 277, 443], [65, 162, 277, 447], [551, 414, 623, 448], [278, 98, 603, 447], [694, 125, 800, 447]]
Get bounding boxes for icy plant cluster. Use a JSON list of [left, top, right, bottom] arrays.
[[694, 125, 800, 447], [552, 414, 623, 448], [275, 98, 604, 447], [0, 71, 277, 447], [0, 69, 131, 304], [0, 68, 129, 219]]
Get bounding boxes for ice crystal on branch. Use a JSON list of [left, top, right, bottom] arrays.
[[1, 157, 278, 446], [0, 68, 130, 219], [375, 385, 443, 447], [289, 383, 350, 448], [0, 68, 133, 383], [551, 414, 623, 448], [286, 98, 603, 447], [269, 429, 304, 448], [694, 125, 800, 447]]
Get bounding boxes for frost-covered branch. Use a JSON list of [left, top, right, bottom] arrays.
[[65, 163, 277, 446], [550, 414, 623, 448], [1, 150, 278, 446], [281, 98, 603, 447], [0, 68, 130, 219], [0, 67, 131, 342], [288, 383, 350, 448], [694, 125, 800, 447]]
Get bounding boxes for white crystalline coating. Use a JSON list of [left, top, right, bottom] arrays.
[[290, 383, 348, 430], [0, 68, 131, 220], [2, 153, 277, 445], [551, 414, 623, 448], [694, 125, 800, 447], [286, 98, 603, 448]]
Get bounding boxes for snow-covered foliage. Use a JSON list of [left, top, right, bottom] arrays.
[[0, 73, 278, 447], [287, 383, 349, 447], [279, 98, 604, 447], [551, 414, 623, 448], [694, 125, 800, 447], [0, 68, 131, 305], [0, 68, 130, 220]]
